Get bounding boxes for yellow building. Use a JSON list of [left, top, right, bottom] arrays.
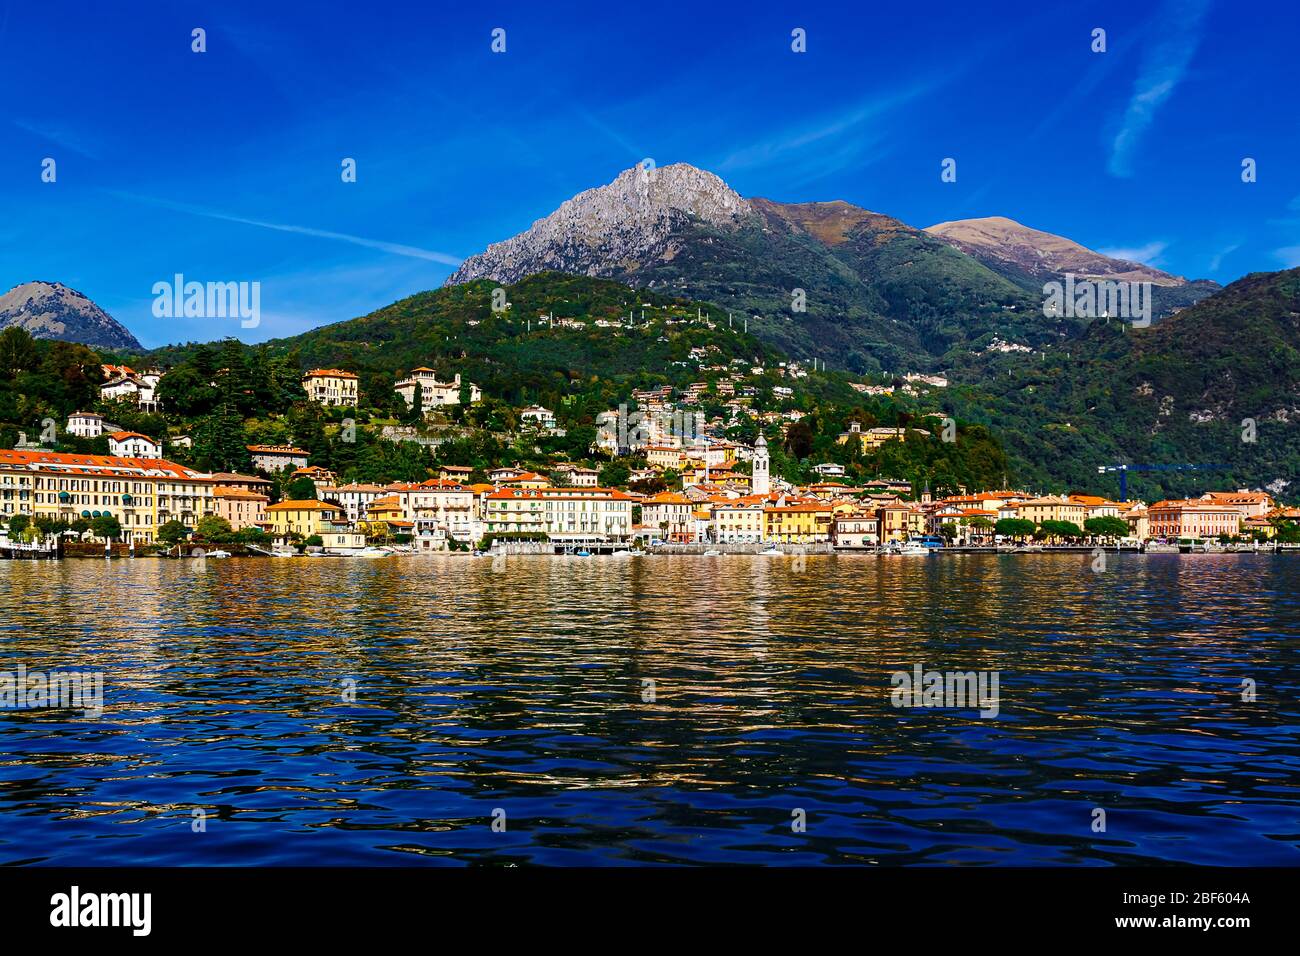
[[363, 496, 406, 526], [1006, 496, 1087, 527], [266, 499, 346, 538], [644, 446, 685, 470], [0, 447, 216, 543], [763, 501, 833, 543], [301, 369, 359, 407], [878, 504, 926, 543]]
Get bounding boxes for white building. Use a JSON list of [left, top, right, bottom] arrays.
[[66, 412, 105, 439], [520, 406, 557, 429], [394, 368, 481, 410], [318, 483, 388, 524], [107, 431, 162, 459], [714, 502, 764, 543], [247, 445, 310, 473], [484, 487, 634, 540], [812, 462, 846, 478], [100, 367, 163, 412], [553, 464, 600, 487], [387, 479, 479, 543]]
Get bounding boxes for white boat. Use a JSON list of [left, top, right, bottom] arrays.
[[703, 549, 723, 556], [894, 543, 928, 555], [353, 548, 390, 558], [205, 550, 232, 559], [758, 547, 783, 556]]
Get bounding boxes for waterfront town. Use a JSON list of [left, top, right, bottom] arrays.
[[0, 362, 1294, 557]]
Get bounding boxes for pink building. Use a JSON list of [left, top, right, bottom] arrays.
[[1148, 499, 1242, 540], [213, 485, 269, 531]]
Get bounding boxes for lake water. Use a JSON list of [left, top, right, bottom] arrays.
[[1, 553, 1297, 866]]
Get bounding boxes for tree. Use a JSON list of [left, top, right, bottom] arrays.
[[784, 419, 813, 459], [1084, 516, 1130, 541], [195, 514, 233, 541], [192, 408, 250, 472], [404, 379, 425, 424], [158, 520, 189, 545], [598, 459, 630, 488], [285, 476, 318, 501], [89, 514, 122, 541], [0, 326, 38, 378], [233, 526, 272, 545], [994, 517, 1035, 541], [1037, 519, 1083, 542], [7, 513, 30, 536]]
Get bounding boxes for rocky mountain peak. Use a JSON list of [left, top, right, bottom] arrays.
[[0, 281, 142, 350], [447, 163, 752, 285]]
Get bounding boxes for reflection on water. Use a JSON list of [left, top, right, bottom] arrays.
[[1, 553, 1297, 865]]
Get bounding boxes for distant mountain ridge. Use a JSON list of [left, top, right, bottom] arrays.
[[450, 163, 1066, 373], [0, 281, 141, 350], [924, 216, 1219, 319], [450, 165, 1222, 359]]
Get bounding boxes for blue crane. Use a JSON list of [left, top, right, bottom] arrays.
[[1097, 463, 1230, 502]]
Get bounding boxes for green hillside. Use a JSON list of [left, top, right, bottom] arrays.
[[944, 268, 1300, 499]]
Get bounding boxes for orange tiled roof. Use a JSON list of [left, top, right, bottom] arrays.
[[0, 448, 208, 482], [247, 445, 309, 455], [213, 486, 269, 501], [267, 499, 343, 512]]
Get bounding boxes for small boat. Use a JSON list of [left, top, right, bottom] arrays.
[[205, 550, 232, 559], [894, 542, 928, 555], [353, 547, 390, 558], [703, 549, 723, 556], [574, 550, 592, 557], [758, 547, 783, 556], [1144, 541, 1179, 553]]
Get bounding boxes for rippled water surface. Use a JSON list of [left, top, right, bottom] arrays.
[[1, 553, 1298, 865]]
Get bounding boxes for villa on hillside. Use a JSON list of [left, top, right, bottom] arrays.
[[394, 368, 481, 409]]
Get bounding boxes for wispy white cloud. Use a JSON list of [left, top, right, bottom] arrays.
[[107, 191, 463, 265], [1108, 0, 1212, 178], [1208, 242, 1241, 271], [1098, 241, 1169, 266], [715, 80, 934, 180], [13, 118, 100, 159]]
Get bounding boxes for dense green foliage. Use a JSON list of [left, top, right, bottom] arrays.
[[943, 269, 1300, 499]]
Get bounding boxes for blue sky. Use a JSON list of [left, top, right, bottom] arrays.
[[1, 0, 1296, 347]]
